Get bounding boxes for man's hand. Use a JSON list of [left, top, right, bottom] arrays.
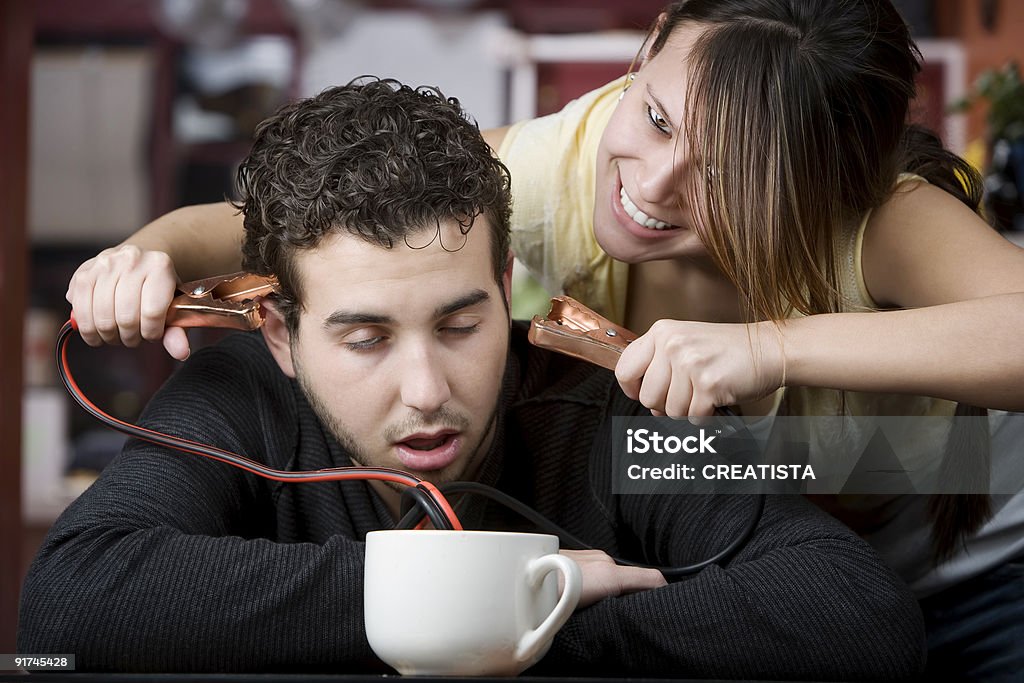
[[560, 549, 667, 608]]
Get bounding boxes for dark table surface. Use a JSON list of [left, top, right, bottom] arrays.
[[1, 675, 783, 683]]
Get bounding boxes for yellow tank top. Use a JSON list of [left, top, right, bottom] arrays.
[[498, 77, 629, 323]]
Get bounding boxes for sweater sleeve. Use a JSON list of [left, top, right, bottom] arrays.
[[539, 397, 926, 680], [544, 495, 926, 680], [17, 336, 379, 673]]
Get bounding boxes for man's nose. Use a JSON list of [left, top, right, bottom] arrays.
[[398, 343, 452, 415]]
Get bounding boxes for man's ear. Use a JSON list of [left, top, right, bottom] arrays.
[[502, 252, 514, 314], [260, 299, 296, 378]]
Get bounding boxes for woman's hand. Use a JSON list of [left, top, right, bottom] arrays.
[[615, 319, 786, 418], [66, 244, 190, 360]]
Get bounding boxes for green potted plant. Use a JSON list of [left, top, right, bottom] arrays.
[[952, 61, 1024, 230]]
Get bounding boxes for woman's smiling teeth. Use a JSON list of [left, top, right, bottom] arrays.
[[619, 186, 675, 230]]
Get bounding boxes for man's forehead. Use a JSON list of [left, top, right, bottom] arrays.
[[294, 222, 497, 318]]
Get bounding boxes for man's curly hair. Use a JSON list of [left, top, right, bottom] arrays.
[[236, 77, 512, 333]]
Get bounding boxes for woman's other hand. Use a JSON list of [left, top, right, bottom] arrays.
[[66, 244, 190, 360], [615, 319, 786, 417]]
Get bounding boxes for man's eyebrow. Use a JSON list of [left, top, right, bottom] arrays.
[[320, 290, 490, 329], [646, 84, 677, 132], [323, 311, 393, 328], [435, 289, 490, 318]]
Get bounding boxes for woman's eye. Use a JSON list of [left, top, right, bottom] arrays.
[[647, 105, 671, 135]]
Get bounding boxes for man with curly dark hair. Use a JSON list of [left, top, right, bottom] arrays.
[[235, 79, 517, 494], [20, 79, 926, 678]]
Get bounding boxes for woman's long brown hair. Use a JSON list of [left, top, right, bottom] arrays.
[[647, 0, 990, 561]]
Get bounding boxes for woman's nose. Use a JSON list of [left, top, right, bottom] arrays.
[[635, 145, 683, 206]]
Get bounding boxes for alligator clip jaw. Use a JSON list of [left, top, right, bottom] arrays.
[[528, 296, 638, 371], [166, 272, 278, 330]]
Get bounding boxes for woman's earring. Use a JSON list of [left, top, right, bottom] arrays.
[[619, 72, 637, 102]]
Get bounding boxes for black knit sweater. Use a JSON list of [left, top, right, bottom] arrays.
[[19, 323, 925, 678]]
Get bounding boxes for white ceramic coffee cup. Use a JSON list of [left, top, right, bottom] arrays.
[[363, 530, 582, 676]]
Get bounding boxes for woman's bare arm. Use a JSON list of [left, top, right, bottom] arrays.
[[126, 202, 245, 280]]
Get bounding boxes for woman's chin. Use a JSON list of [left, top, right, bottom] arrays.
[[593, 226, 642, 263]]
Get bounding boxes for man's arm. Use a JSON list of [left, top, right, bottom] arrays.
[[544, 493, 925, 680], [17, 337, 378, 672]]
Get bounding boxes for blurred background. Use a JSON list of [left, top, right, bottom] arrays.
[[2, 0, 1024, 651]]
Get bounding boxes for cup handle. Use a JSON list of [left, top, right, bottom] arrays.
[[514, 553, 582, 663]]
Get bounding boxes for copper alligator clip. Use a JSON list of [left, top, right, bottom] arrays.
[[166, 272, 278, 330], [528, 296, 638, 371]]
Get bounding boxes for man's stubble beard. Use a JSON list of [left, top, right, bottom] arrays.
[[293, 363, 501, 494]]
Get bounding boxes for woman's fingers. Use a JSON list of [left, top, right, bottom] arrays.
[[90, 264, 121, 346], [162, 327, 191, 361], [615, 333, 655, 400], [664, 372, 697, 418], [138, 258, 178, 342], [66, 265, 101, 346], [65, 245, 183, 358], [114, 272, 146, 347]]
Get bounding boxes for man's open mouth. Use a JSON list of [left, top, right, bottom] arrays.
[[402, 434, 453, 451], [394, 431, 462, 472]]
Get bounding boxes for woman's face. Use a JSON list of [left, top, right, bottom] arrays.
[[593, 25, 709, 264]]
